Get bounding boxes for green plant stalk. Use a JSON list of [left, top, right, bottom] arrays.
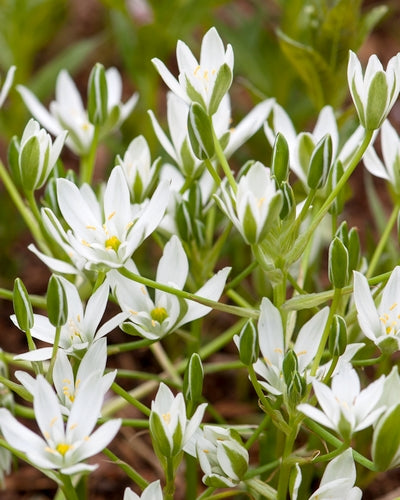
[[150, 342, 182, 386], [164, 457, 175, 500], [80, 126, 99, 185], [310, 287, 342, 376], [185, 453, 198, 500], [289, 129, 374, 263], [276, 416, 300, 500], [111, 382, 151, 417], [204, 157, 222, 187], [103, 448, 149, 489], [245, 414, 270, 450], [118, 266, 258, 319], [46, 325, 61, 382], [246, 477, 278, 499], [59, 474, 80, 500], [225, 260, 258, 291], [0, 160, 47, 252], [304, 418, 377, 470], [366, 201, 400, 278], [212, 126, 237, 193]]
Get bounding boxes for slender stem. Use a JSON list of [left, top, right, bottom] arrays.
[[246, 478, 278, 500], [212, 127, 237, 193], [0, 160, 47, 252], [367, 202, 400, 278], [103, 448, 149, 489], [46, 325, 61, 382], [204, 158, 222, 187], [59, 474, 79, 500], [289, 129, 374, 263], [80, 127, 99, 185], [118, 266, 258, 319], [111, 382, 151, 416], [245, 414, 270, 450], [225, 261, 258, 291], [150, 342, 182, 386], [276, 416, 300, 500], [164, 457, 175, 500], [310, 287, 342, 376]]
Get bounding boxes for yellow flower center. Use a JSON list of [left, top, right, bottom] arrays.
[[105, 235, 121, 252], [150, 306, 168, 324], [56, 443, 72, 456]]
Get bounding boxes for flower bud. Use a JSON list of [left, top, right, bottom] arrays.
[[271, 133, 289, 185], [183, 353, 204, 405], [279, 181, 295, 220], [329, 314, 347, 357], [187, 102, 215, 160], [307, 134, 332, 190], [235, 320, 258, 366], [282, 349, 298, 386], [46, 275, 68, 327], [13, 278, 33, 332], [328, 237, 349, 289], [372, 403, 400, 470], [88, 63, 108, 126], [13, 119, 66, 192]]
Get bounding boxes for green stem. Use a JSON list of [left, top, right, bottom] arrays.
[[0, 160, 47, 252], [245, 414, 270, 450], [289, 129, 374, 263], [225, 261, 258, 290], [164, 457, 175, 500], [310, 287, 342, 376], [276, 417, 300, 500], [367, 202, 400, 278], [80, 127, 99, 185], [212, 126, 237, 193], [46, 325, 61, 382], [103, 448, 149, 489], [246, 477, 277, 500], [111, 382, 151, 416], [118, 266, 258, 319], [204, 158, 222, 187], [59, 474, 79, 500]]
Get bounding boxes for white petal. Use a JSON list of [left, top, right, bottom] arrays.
[[257, 297, 284, 368]]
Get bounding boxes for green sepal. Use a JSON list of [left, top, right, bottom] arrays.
[[237, 320, 258, 366], [46, 275, 68, 327], [297, 133, 315, 180], [8, 136, 22, 188], [307, 134, 332, 190], [13, 278, 34, 332], [87, 63, 108, 126], [187, 102, 215, 160], [328, 237, 349, 289], [242, 203, 259, 244], [19, 135, 41, 191], [272, 133, 289, 185], [279, 182, 295, 220], [329, 314, 347, 357], [282, 349, 298, 387], [220, 440, 248, 479], [183, 353, 204, 405], [208, 63, 232, 116], [149, 410, 172, 458], [365, 71, 388, 130], [372, 403, 400, 471]]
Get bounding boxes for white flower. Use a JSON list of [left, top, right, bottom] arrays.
[[292, 449, 361, 500], [109, 235, 230, 340], [298, 364, 385, 439], [124, 481, 163, 500], [42, 166, 169, 272], [152, 27, 234, 115], [354, 266, 400, 353], [0, 375, 121, 475], [149, 92, 273, 179], [253, 297, 329, 396], [363, 119, 400, 192], [17, 68, 137, 155], [116, 135, 160, 202], [0, 66, 16, 108], [12, 279, 126, 360], [214, 162, 283, 245], [16, 118, 67, 191], [196, 425, 249, 488], [347, 50, 400, 130], [15, 338, 116, 415], [149, 382, 207, 458]]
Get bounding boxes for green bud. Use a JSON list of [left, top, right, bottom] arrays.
[[282, 349, 298, 387], [183, 353, 204, 405], [329, 314, 347, 357], [13, 278, 33, 332], [348, 227, 361, 273], [7, 136, 22, 188], [149, 410, 173, 458], [328, 237, 349, 289], [328, 160, 345, 215], [220, 439, 249, 479], [297, 133, 315, 180], [372, 404, 400, 471], [335, 221, 349, 246], [287, 372, 307, 406], [365, 71, 389, 130], [307, 134, 332, 190], [279, 181, 295, 220], [187, 102, 215, 160], [88, 63, 108, 126], [208, 63, 233, 116], [46, 275, 68, 327], [237, 320, 258, 366], [271, 133, 289, 185]]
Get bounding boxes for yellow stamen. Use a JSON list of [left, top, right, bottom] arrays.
[[56, 443, 72, 456], [105, 235, 121, 252], [150, 307, 168, 324], [107, 211, 116, 220], [162, 412, 171, 424]]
